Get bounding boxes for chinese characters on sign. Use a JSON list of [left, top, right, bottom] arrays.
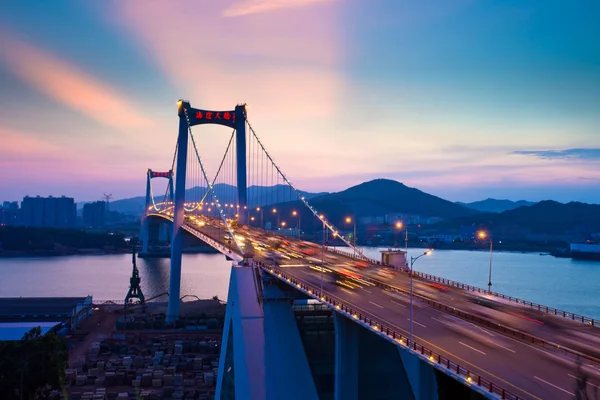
[[195, 110, 236, 124], [151, 172, 171, 178]]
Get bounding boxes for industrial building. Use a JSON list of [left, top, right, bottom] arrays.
[[0, 296, 93, 340]]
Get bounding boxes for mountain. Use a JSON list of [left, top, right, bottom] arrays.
[[93, 184, 327, 216], [438, 200, 600, 236], [456, 198, 536, 213], [302, 179, 476, 222]]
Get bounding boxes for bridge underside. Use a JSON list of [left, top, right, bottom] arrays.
[[140, 216, 219, 257], [215, 265, 487, 400]]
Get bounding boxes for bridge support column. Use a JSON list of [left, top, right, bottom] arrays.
[[334, 313, 359, 400], [398, 348, 439, 400], [235, 105, 247, 223], [262, 273, 319, 400], [166, 111, 189, 323], [215, 265, 266, 400], [140, 218, 150, 254]]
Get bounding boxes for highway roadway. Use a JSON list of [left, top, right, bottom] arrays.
[[158, 212, 600, 399]]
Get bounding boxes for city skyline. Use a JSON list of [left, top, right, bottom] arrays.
[[1, 1, 599, 203]]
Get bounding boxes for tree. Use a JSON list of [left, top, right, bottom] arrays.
[[0, 327, 67, 400], [575, 359, 599, 400]]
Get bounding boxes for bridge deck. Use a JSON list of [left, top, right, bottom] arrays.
[[150, 212, 600, 399]]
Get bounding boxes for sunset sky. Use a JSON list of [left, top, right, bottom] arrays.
[[1, 0, 599, 203]]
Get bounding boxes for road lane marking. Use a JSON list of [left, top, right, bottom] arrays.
[[459, 342, 486, 355], [340, 288, 353, 295], [431, 317, 453, 327], [280, 264, 309, 267], [494, 343, 516, 354], [534, 376, 573, 396], [476, 325, 495, 337], [391, 300, 406, 307], [363, 289, 372, 294], [567, 374, 600, 389], [369, 301, 384, 309], [407, 318, 427, 328], [279, 270, 541, 400]]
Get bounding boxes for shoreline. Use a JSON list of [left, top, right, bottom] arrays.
[[0, 249, 130, 258]]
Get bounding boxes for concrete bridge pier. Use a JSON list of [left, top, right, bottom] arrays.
[[215, 265, 319, 400], [140, 217, 160, 254], [333, 312, 439, 400]]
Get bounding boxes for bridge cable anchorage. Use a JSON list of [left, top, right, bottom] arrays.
[[183, 130, 235, 212], [183, 108, 245, 256], [247, 121, 368, 260]]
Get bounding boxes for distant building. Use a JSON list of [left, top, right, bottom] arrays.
[[20, 196, 76, 227], [83, 201, 106, 228], [359, 216, 384, 224], [0, 201, 20, 226]]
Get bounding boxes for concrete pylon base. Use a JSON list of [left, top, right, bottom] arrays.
[[216, 266, 320, 400]]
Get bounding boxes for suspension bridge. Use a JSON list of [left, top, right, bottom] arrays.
[[140, 100, 600, 400]]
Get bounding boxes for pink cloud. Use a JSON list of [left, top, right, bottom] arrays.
[[223, 0, 335, 17], [104, 0, 344, 121], [0, 30, 153, 131]]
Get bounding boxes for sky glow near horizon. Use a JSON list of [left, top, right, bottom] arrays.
[[0, 0, 599, 204]]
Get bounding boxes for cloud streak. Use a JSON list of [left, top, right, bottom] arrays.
[[224, 0, 334, 17], [107, 0, 343, 122], [512, 148, 600, 160], [0, 30, 152, 131]]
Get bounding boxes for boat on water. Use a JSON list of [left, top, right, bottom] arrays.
[[569, 243, 600, 261]]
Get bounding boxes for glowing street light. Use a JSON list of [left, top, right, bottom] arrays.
[[409, 250, 432, 346], [478, 231, 493, 293], [345, 217, 357, 257], [255, 207, 264, 229], [292, 210, 300, 238], [271, 208, 279, 230]]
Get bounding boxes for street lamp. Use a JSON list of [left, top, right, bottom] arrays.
[[272, 208, 279, 230], [478, 231, 493, 293], [395, 221, 403, 250], [345, 217, 356, 257], [292, 210, 300, 238], [409, 250, 432, 347], [256, 207, 263, 229]]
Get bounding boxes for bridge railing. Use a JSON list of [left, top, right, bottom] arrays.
[[412, 270, 598, 327], [327, 246, 380, 265], [257, 261, 523, 400], [357, 269, 600, 365]]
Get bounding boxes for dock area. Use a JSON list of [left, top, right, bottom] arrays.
[[64, 300, 225, 400]]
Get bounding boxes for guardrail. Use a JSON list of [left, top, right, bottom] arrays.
[[327, 246, 380, 265], [257, 261, 523, 400], [412, 270, 598, 327], [358, 270, 600, 366]]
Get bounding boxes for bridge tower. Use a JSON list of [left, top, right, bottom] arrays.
[[141, 169, 174, 254], [167, 100, 248, 322]]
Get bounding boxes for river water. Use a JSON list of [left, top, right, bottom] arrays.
[[1, 248, 599, 319]]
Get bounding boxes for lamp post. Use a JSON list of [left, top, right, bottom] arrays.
[[395, 221, 403, 250], [256, 207, 263, 229], [409, 250, 432, 347], [292, 210, 300, 238], [280, 221, 287, 235], [345, 217, 356, 257], [272, 208, 279, 231], [478, 231, 493, 293]]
